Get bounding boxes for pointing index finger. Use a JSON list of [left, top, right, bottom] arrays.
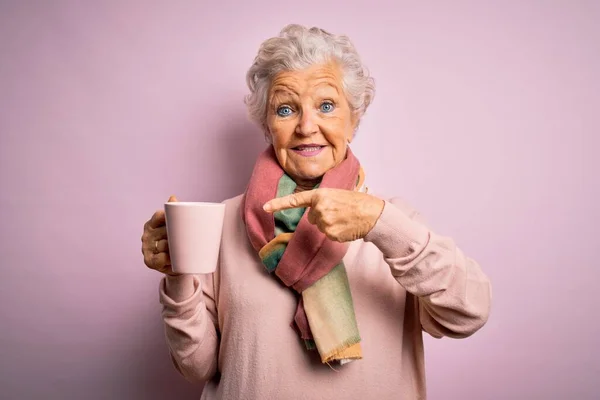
[[263, 190, 316, 213]]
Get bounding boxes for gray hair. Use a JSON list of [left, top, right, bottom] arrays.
[[245, 24, 375, 137]]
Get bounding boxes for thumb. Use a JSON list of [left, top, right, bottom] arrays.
[[167, 195, 178, 202]]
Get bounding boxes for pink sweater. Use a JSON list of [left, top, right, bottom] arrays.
[[159, 194, 492, 399]]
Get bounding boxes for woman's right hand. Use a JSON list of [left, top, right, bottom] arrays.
[[142, 195, 178, 275]]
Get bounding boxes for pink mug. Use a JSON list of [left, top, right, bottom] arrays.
[[164, 202, 226, 274]]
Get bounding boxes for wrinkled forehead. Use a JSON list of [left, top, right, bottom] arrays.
[[269, 63, 344, 99]]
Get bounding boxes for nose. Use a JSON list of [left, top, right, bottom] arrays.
[[295, 109, 318, 137]]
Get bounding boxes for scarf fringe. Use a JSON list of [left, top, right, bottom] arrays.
[[321, 335, 363, 364]]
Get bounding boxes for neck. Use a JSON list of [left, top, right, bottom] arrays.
[[293, 177, 321, 193]]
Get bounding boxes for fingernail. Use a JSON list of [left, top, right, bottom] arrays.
[[263, 203, 272, 212]]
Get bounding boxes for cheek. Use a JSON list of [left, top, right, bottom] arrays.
[[323, 119, 350, 147], [267, 122, 293, 150], [269, 119, 296, 144], [266, 119, 281, 141]]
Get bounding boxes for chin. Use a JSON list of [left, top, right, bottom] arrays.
[[286, 160, 336, 183], [295, 169, 327, 181]]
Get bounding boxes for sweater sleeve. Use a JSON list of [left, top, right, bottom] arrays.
[[364, 197, 492, 338], [159, 273, 219, 382]]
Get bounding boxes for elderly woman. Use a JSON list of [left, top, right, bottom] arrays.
[[141, 24, 491, 399]]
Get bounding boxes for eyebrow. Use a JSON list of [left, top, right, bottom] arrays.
[[313, 81, 340, 95], [271, 88, 296, 96], [269, 80, 341, 102], [270, 86, 299, 103]]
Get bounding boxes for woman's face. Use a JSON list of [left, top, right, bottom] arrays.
[[266, 63, 357, 187]]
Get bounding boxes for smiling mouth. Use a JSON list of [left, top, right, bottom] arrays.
[[291, 145, 325, 157]]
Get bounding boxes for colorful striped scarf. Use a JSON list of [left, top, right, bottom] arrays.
[[242, 146, 365, 364]]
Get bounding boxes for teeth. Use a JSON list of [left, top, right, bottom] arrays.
[[298, 147, 321, 151]]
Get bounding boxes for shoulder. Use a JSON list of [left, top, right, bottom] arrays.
[[222, 193, 244, 208], [220, 194, 245, 222]]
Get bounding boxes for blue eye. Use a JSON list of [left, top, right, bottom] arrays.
[[277, 106, 292, 117], [320, 102, 335, 113]]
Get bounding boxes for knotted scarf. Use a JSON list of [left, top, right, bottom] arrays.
[[241, 146, 365, 364]]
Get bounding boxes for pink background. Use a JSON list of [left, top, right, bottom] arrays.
[[1, 1, 598, 399]]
